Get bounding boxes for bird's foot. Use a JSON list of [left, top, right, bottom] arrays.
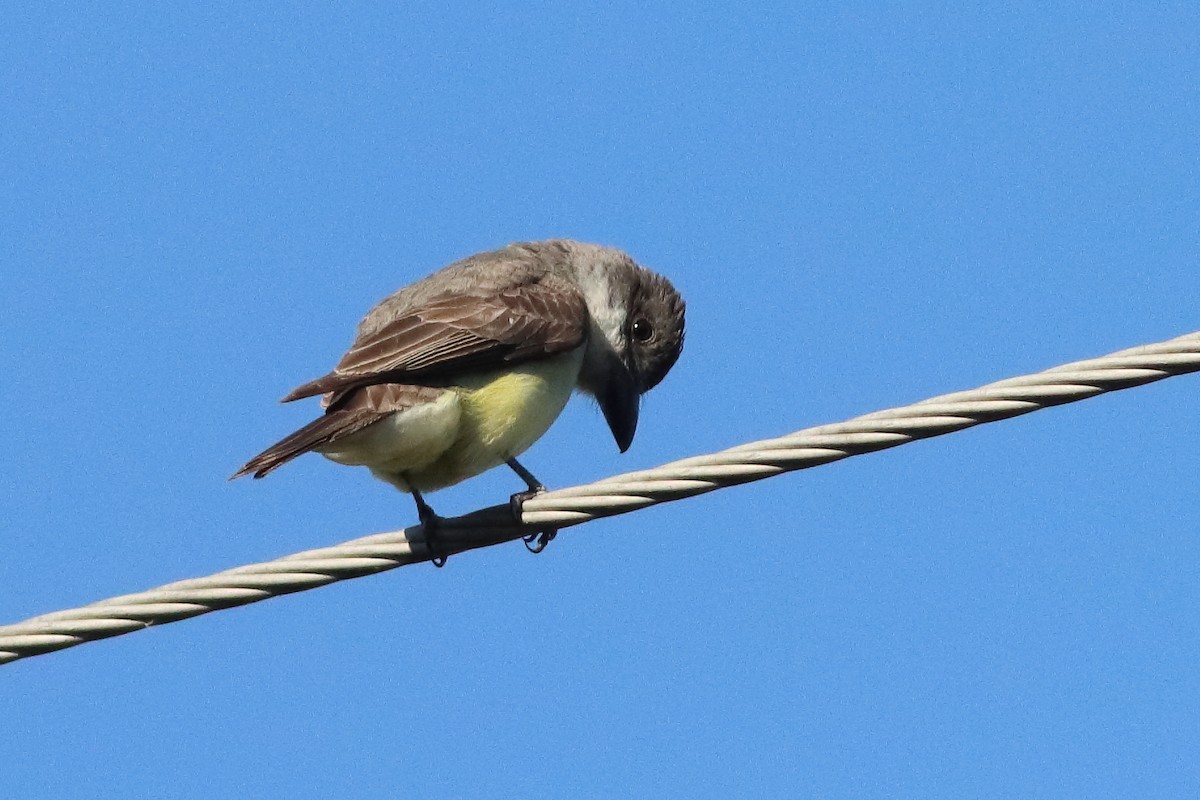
[[511, 487, 558, 555], [505, 458, 558, 554], [412, 489, 448, 568], [420, 508, 448, 568]]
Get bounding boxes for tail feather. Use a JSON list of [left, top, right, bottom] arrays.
[[235, 383, 447, 481], [231, 410, 380, 480]]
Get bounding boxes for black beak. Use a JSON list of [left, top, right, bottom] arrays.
[[599, 360, 639, 452]]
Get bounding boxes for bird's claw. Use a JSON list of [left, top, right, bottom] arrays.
[[523, 529, 558, 554], [417, 504, 448, 568], [511, 487, 558, 555]]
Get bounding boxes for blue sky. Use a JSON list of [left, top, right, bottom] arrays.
[[3, 3, 1198, 797]]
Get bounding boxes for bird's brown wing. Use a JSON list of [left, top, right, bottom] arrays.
[[232, 384, 448, 479], [282, 274, 588, 403]]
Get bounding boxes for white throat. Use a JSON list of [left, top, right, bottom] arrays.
[[572, 257, 626, 350]]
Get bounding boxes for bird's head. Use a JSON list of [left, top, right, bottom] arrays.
[[565, 243, 686, 452]]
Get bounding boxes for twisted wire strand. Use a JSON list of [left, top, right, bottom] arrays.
[[2, 331, 1197, 665]]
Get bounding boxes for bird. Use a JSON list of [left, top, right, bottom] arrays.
[[233, 239, 686, 560]]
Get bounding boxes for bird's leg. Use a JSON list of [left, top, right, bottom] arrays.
[[506, 457, 545, 494], [410, 486, 447, 568], [506, 457, 557, 554]]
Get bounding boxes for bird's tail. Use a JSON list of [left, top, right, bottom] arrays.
[[231, 410, 379, 480], [233, 383, 447, 481]]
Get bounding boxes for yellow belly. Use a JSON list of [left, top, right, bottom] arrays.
[[404, 347, 584, 491]]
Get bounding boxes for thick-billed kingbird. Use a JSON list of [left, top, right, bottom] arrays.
[[234, 240, 685, 558]]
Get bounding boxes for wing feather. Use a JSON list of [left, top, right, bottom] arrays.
[[282, 274, 587, 402]]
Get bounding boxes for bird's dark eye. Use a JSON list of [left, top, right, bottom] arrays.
[[631, 318, 654, 342]]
